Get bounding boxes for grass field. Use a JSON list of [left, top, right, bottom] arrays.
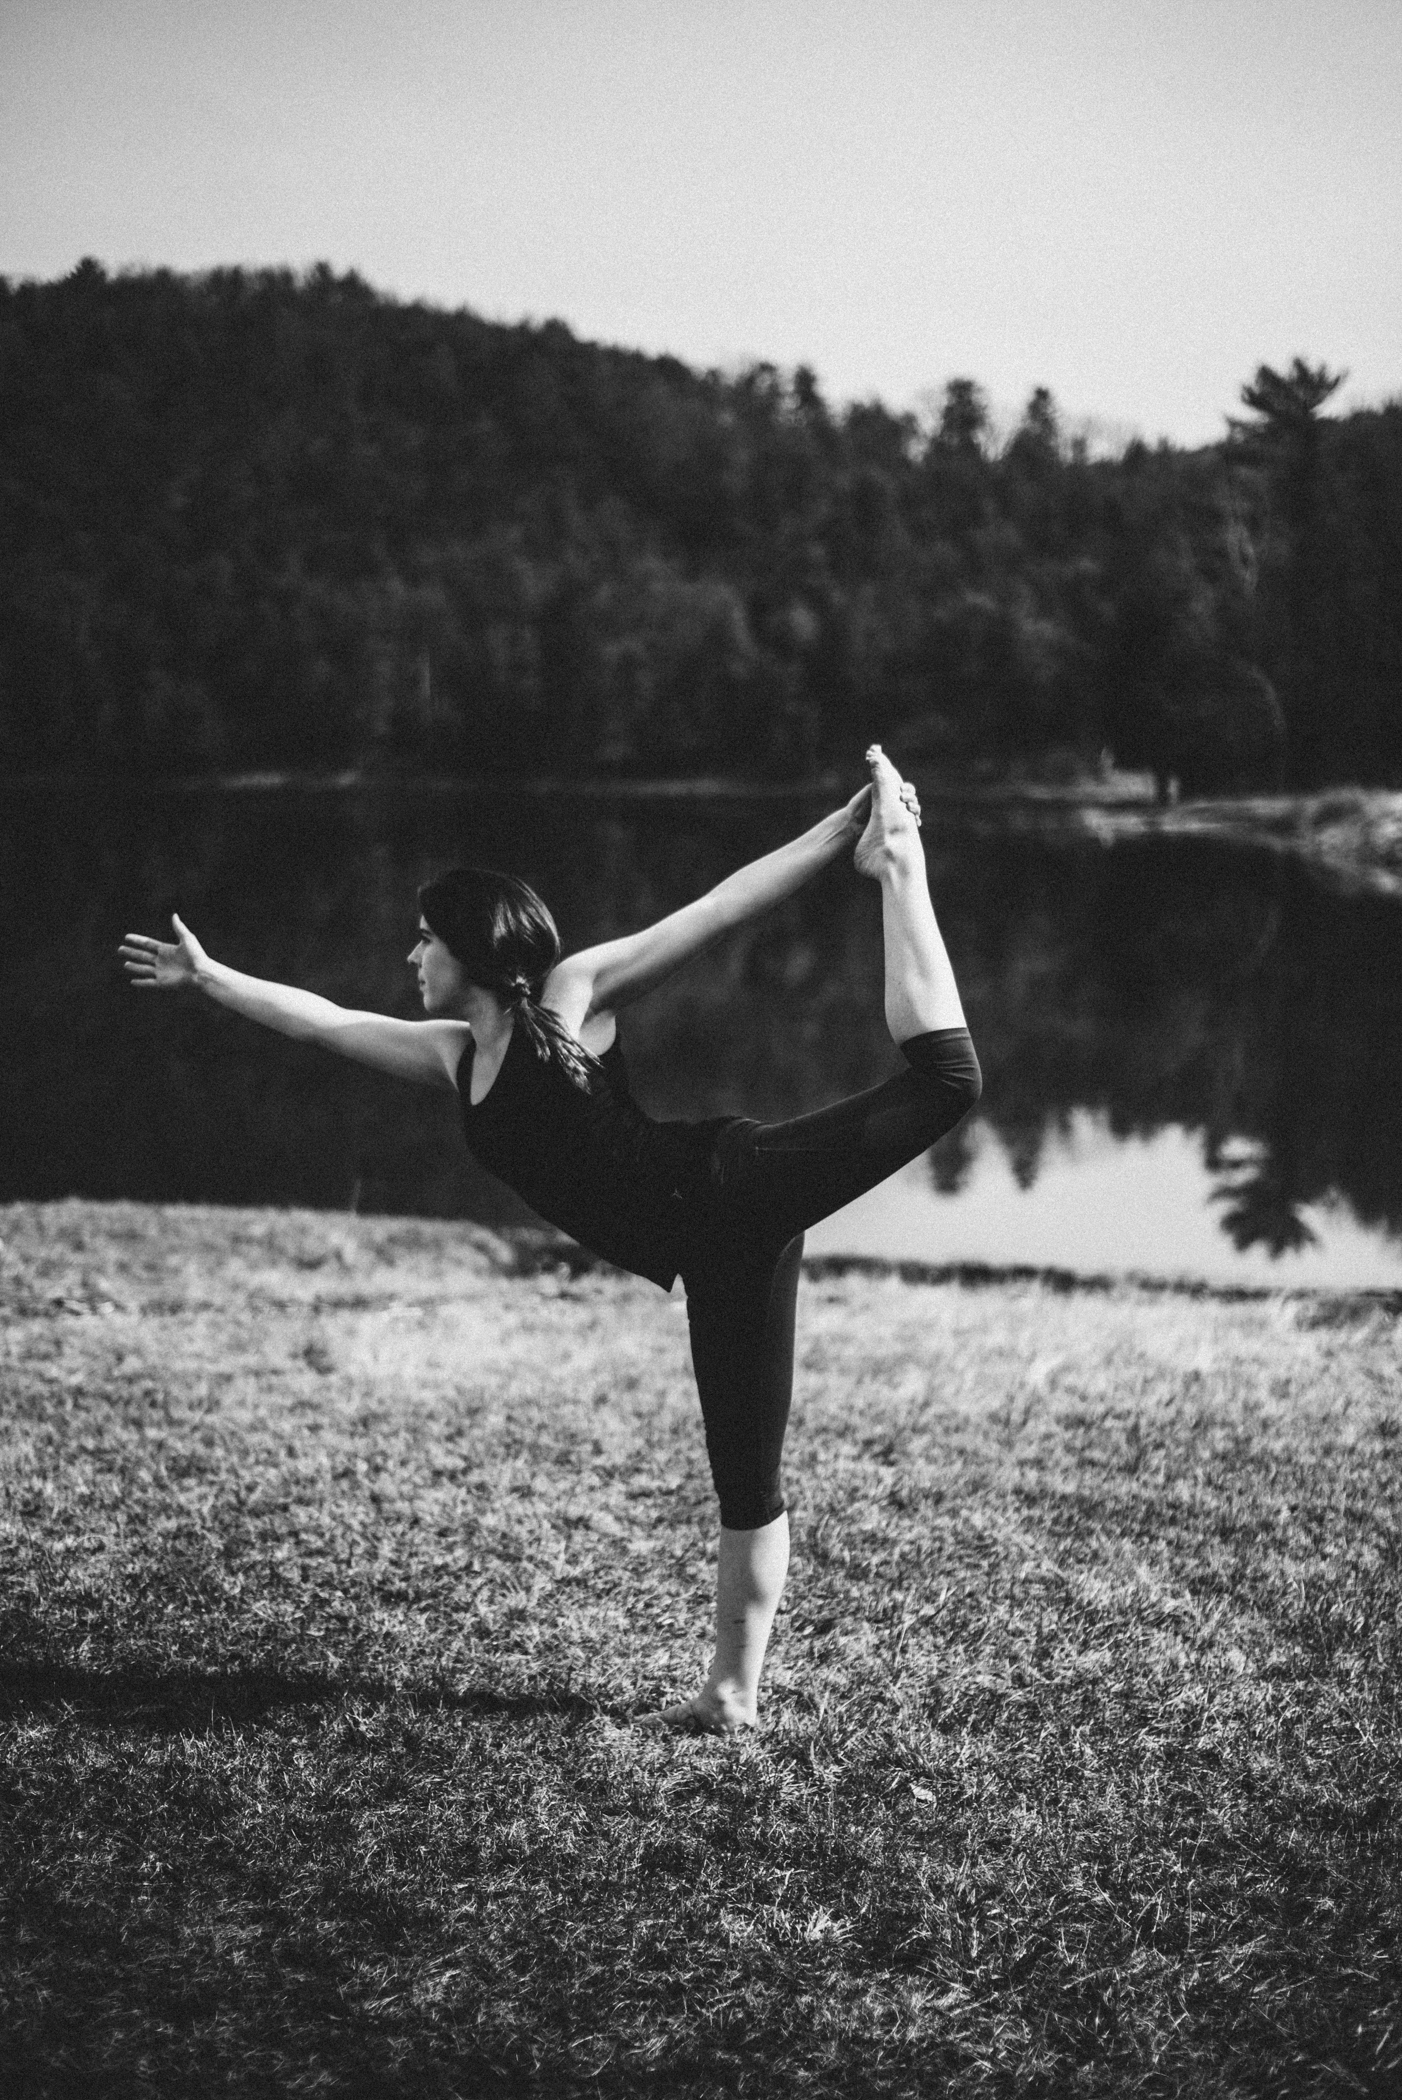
[[2, 1201, 1399, 2098]]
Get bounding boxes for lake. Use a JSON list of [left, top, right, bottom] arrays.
[[6, 778, 1402, 1290]]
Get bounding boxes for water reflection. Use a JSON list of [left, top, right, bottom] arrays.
[[4, 780, 1402, 1283], [804, 1120, 1402, 1289]]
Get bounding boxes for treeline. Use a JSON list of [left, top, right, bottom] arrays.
[[2, 261, 1400, 789]]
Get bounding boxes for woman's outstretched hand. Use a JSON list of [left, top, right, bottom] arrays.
[[119, 913, 209, 991]]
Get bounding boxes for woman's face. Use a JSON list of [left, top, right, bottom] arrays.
[[408, 919, 468, 1016]]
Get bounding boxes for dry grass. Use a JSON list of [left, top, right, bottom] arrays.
[[2, 1201, 1399, 2098]]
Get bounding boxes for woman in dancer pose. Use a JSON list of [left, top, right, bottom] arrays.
[[120, 747, 979, 1733]]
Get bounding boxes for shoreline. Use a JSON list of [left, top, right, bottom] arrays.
[[7, 1198, 1400, 1315]]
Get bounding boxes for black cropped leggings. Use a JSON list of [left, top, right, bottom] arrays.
[[678, 1027, 981, 1529]]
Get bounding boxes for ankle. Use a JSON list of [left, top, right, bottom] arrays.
[[877, 835, 926, 882], [699, 1677, 759, 1730]]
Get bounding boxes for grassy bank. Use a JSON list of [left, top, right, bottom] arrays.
[[2, 1202, 1399, 2098]]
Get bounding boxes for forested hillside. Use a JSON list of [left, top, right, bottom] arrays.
[[3, 261, 1399, 788]]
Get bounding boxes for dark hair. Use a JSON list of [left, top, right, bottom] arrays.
[[418, 866, 597, 1089]]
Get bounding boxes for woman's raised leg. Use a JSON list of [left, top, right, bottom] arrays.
[[700, 747, 980, 1248], [855, 744, 968, 1041]]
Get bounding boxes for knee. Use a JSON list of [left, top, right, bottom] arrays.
[[717, 1482, 787, 1530], [900, 1029, 982, 1115], [958, 1056, 982, 1113]]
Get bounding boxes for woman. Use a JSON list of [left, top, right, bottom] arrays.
[[120, 747, 980, 1733]]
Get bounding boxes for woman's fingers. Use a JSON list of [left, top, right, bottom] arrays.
[[118, 930, 186, 987], [117, 920, 202, 989]]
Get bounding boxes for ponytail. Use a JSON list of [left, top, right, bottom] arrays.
[[508, 983, 600, 1091]]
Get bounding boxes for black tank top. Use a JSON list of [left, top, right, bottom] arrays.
[[456, 1023, 716, 1290]]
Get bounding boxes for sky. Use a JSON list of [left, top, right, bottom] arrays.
[[4, 0, 1400, 447]]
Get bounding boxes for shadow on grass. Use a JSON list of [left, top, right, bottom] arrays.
[[0, 1658, 606, 1730]]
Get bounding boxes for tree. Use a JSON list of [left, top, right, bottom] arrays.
[[937, 378, 989, 454], [1008, 386, 1061, 471], [1232, 359, 1346, 786], [1238, 358, 1343, 431]]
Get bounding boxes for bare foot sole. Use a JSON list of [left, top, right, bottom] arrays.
[[636, 1696, 755, 1737], [854, 744, 922, 879]]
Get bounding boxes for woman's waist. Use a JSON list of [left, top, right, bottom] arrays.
[[506, 1114, 730, 1210]]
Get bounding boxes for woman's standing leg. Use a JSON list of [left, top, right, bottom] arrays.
[[643, 1230, 803, 1735], [701, 1514, 792, 1725], [639, 1515, 791, 1737]]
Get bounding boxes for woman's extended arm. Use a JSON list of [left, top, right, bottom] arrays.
[[120, 916, 469, 1089], [549, 782, 915, 1023]]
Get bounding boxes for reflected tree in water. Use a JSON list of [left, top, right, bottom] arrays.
[[1209, 1149, 1320, 1257]]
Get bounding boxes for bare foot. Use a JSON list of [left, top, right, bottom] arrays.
[[854, 745, 922, 880], [636, 1689, 756, 1737]]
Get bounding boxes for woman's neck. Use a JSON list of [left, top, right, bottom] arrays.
[[459, 985, 513, 1052]]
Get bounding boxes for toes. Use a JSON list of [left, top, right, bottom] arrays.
[[636, 1695, 755, 1736], [866, 748, 905, 805], [637, 1701, 712, 1736]]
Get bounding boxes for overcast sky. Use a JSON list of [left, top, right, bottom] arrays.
[[4, 0, 1399, 446]]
